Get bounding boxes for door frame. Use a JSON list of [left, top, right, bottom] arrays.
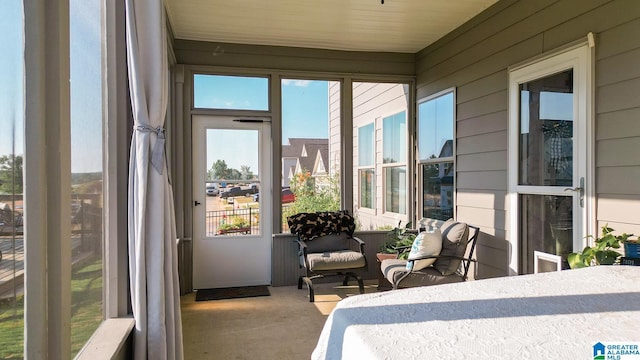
[[191, 115, 273, 288], [507, 44, 594, 275]]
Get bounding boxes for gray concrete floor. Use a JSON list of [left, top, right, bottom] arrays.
[[181, 281, 378, 360]]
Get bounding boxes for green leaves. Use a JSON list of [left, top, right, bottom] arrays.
[[568, 225, 633, 269]]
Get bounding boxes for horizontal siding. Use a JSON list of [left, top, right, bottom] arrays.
[[596, 166, 640, 194], [457, 170, 508, 191], [597, 17, 640, 59], [457, 131, 508, 155], [457, 111, 507, 138], [456, 71, 507, 104], [457, 189, 508, 211], [596, 107, 640, 140], [457, 151, 508, 172], [597, 77, 640, 114], [597, 195, 640, 228], [457, 90, 507, 121], [457, 206, 507, 231], [597, 48, 640, 87], [596, 138, 640, 167]]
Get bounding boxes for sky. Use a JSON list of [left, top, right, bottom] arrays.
[[0, 0, 103, 173]]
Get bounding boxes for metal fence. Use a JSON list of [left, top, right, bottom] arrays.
[[206, 208, 260, 236]]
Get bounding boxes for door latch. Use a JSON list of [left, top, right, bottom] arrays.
[[564, 177, 585, 207], [194, 201, 201, 206]]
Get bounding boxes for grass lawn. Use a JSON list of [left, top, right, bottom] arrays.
[[0, 258, 103, 359]]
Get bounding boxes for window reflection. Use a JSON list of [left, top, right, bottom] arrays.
[[418, 91, 455, 221]]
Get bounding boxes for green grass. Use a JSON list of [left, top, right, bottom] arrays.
[[0, 258, 103, 359]]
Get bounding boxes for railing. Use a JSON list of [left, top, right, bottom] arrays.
[[206, 208, 260, 236]]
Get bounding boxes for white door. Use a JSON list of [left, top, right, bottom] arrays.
[[508, 45, 593, 274], [192, 115, 272, 289]]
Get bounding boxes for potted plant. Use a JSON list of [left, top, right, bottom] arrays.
[[218, 215, 251, 234], [568, 225, 634, 268], [379, 222, 417, 260]]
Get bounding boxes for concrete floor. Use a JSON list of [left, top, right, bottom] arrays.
[[181, 281, 378, 360]]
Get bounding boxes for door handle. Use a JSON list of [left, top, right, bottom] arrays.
[[194, 201, 201, 206], [563, 187, 583, 192], [564, 177, 585, 207]]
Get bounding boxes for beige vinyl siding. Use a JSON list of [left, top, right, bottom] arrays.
[[328, 81, 341, 174], [595, 14, 640, 229], [416, 0, 640, 278]]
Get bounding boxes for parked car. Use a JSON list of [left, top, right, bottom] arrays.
[[220, 186, 257, 199], [253, 188, 296, 204], [206, 184, 219, 196]]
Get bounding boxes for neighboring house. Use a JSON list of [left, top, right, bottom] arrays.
[[282, 138, 329, 188]]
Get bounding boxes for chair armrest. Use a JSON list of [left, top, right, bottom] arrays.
[[407, 254, 476, 263], [349, 236, 366, 254], [296, 237, 308, 250]]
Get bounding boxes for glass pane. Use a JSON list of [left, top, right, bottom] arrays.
[[70, 0, 104, 355], [382, 111, 406, 164], [519, 194, 573, 274], [281, 79, 340, 232], [0, 0, 24, 357], [421, 162, 454, 221], [206, 129, 260, 237], [384, 166, 406, 214], [519, 69, 574, 186], [418, 92, 454, 160], [358, 124, 374, 167], [194, 74, 269, 111], [359, 169, 375, 209]]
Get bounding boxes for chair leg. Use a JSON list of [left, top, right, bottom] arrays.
[[300, 276, 315, 302], [297, 276, 303, 289], [356, 275, 365, 294], [342, 275, 350, 286], [343, 272, 365, 294]]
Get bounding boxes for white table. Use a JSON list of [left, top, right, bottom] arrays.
[[312, 266, 640, 359]]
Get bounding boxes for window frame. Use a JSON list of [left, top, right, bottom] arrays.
[[381, 110, 408, 215], [416, 88, 456, 222], [357, 122, 376, 210]]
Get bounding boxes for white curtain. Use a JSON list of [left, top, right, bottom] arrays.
[[125, 0, 183, 359]]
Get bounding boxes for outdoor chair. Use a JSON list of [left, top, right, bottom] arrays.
[[287, 210, 367, 302], [380, 220, 479, 290]]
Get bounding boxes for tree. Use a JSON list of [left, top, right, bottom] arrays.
[[240, 165, 254, 180], [211, 159, 230, 180], [0, 154, 23, 195], [283, 168, 340, 223]]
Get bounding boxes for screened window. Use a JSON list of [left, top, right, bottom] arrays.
[[0, 0, 25, 357], [418, 91, 455, 221], [70, 0, 104, 355], [193, 74, 269, 111], [281, 79, 340, 231]]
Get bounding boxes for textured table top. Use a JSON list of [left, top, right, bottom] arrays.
[[312, 266, 640, 360]]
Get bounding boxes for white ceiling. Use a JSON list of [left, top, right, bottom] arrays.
[[165, 0, 499, 53]]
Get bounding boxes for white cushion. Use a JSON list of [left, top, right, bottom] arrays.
[[406, 228, 442, 271]]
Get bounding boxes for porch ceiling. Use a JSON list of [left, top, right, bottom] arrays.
[[164, 0, 498, 53]]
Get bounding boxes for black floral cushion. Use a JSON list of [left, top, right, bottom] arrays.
[[287, 210, 355, 240]]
